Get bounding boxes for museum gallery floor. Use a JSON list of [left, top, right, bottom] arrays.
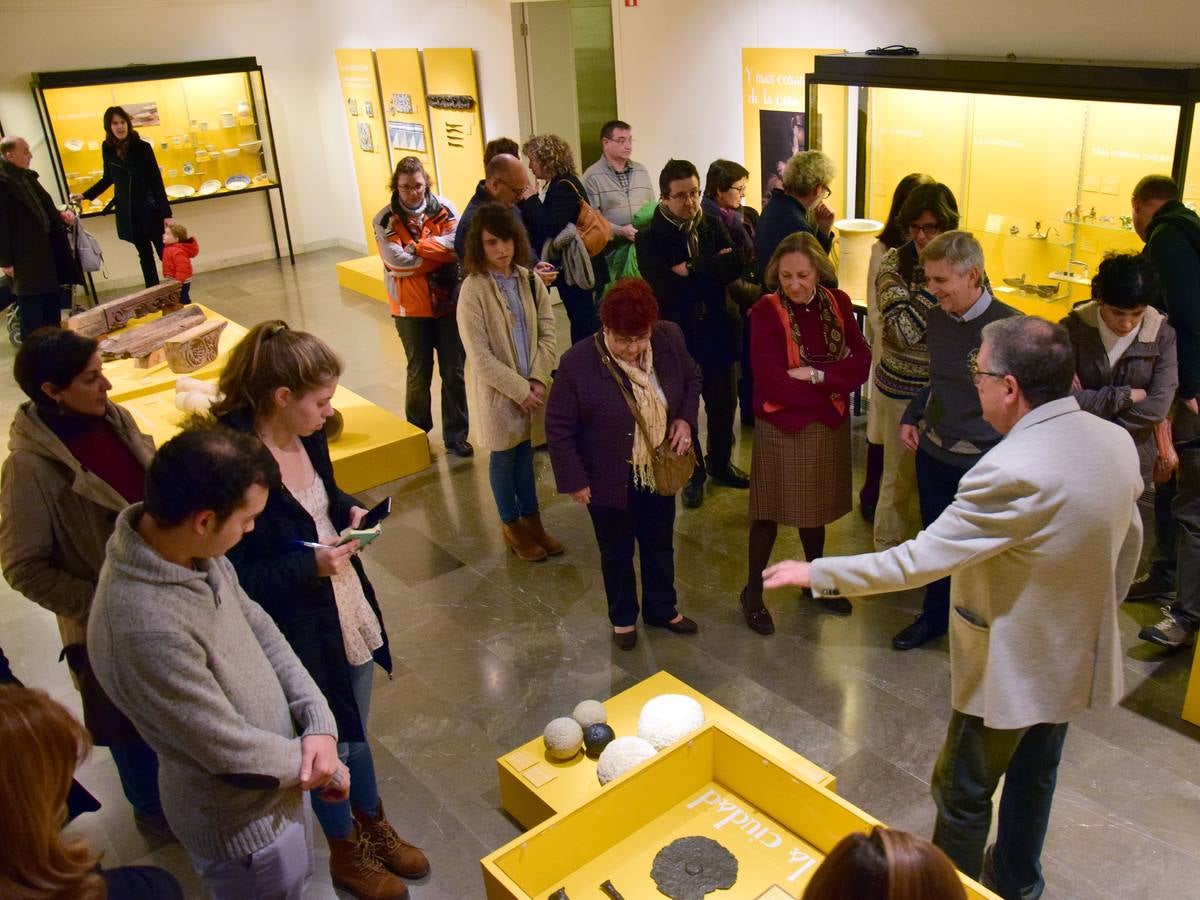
[[2, 248, 1197, 899]]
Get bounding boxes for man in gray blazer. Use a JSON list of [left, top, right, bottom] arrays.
[[764, 316, 1143, 900]]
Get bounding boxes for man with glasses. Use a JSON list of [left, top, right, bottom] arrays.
[[637, 159, 743, 507], [455, 153, 542, 262], [583, 120, 655, 253], [891, 230, 1020, 650], [762, 315, 1143, 900]]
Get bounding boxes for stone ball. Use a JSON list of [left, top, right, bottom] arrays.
[[572, 699, 607, 728], [542, 717, 583, 760], [583, 723, 616, 759], [596, 735, 656, 785], [636, 693, 705, 751]]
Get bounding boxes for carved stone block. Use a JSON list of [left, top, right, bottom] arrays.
[[67, 281, 184, 338], [98, 306, 206, 361], [165, 319, 228, 373]]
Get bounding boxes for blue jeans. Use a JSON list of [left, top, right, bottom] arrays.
[[489, 440, 538, 524], [932, 710, 1068, 900], [310, 661, 380, 839], [110, 737, 163, 816], [915, 448, 977, 632]]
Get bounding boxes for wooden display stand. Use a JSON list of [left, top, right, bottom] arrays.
[[1183, 644, 1200, 727], [336, 254, 389, 305], [496, 672, 835, 833]]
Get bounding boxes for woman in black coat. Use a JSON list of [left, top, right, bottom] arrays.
[[75, 106, 172, 289], [521, 133, 609, 346], [213, 321, 427, 892]]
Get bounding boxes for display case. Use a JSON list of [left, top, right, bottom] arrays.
[[806, 55, 1200, 310], [32, 57, 294, 262]]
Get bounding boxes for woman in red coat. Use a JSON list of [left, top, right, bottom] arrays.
[[741, 232, 871, 634]]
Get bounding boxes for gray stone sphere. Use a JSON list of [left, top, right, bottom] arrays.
[[583, 723, 616, 758], [542, 716, 583, 760], [572, 699, 607, 728]]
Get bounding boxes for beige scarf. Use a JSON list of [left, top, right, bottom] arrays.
[[606, 336, 669, 491]]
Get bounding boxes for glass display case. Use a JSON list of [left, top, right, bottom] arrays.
[[32, 57, 293, 262], [806, 54, 1200, 310]]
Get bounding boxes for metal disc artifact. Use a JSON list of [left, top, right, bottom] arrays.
[[650, 836, 737, 899]]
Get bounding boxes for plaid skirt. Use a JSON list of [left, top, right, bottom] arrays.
[[749, 417, 851, 527]]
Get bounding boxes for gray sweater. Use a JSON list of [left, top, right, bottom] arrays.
[[88, 504, 338, 861], [582, 157, 655, 235]]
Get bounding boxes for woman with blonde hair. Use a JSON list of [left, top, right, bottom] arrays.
[[0, 684, 181, 899], [457, 202, 562, 560], [212, 322, 426, 900], [522, 133, 609, 344], [802, 827, 967, 900]]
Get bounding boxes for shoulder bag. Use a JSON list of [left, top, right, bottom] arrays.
[[593, 334, 695, 496], [566, 179, 612, 258]]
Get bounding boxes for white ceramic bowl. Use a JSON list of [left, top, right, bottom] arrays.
[[238, 140, 263, 153], [221, 148, 241, 158]]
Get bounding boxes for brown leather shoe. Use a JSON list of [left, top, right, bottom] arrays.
[[353, 801, 430, 879], [502, 521, 547, 561], [519, 512, 564, 556], [647, 615, 699, 634], [327, 821, 409, 899], [612, 629, 638, 650], [740, 588, 774, 635]]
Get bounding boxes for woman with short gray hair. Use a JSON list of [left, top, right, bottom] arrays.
[[755, 150, 837, 285]]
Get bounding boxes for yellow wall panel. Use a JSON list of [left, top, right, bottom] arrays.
[[420, 48, 485, 213], [374, 48, 438, 193], [335, 49, 391, 249]]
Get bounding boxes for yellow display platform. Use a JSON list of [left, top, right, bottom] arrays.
[[101, 305, 248, 403], [496, 672, 835, 832], [121, 383, 428, 494], [336, 254, 389, 305], [1183, 644, 1200, 727], [483, 722, 998, 900]]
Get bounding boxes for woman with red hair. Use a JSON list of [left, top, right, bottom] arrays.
[[546, 278, 703, 649]]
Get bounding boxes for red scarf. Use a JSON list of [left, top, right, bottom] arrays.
[[762, 286, 848, 416]]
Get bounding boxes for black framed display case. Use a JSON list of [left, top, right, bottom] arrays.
[[32, 56, 294, 264], [806, 54, 1200, 308]]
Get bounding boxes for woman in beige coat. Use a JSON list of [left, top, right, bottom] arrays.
[[457, 202, 562, 561], [0, 327, 169, 836]]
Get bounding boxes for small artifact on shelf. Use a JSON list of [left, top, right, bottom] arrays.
[[1008, 224, 1020, 235], [165, 318, 228, 373], [599, 880, 625, 900], [1027, 221, 1059, 241], [543, 717, 583, 761], [637, 694, 706, 751], [96, 305, 205, 366], [583, 723, 616, 759], [1120, 215, 1134, 230], [572, 699, 607, 728], [596, 735, 656, 785], [547, 890, 569, 900], [650, 835, 738, 900], [68, 281, 183, 337]]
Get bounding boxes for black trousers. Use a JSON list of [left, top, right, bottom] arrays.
[[558, 281, 600, 347], [692, 362, 738, 482], [1149, 443, 1200, 629], [587, 485, 678, 627], [17, 290, 65, 339], [131, 232, 163, 289], [915, 448, 978, 632], [393, 314, 469, 445]]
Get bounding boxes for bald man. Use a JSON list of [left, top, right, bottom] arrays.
[[454, 154, 554, 285]]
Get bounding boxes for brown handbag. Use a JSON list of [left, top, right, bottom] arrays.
[[595, 334, 695, 496], [567, 180, 613, 257], [1154, 418, 1179, 484]]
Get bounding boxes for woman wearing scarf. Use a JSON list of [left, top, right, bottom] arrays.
[[76, 106, 172, 289], [740, 233, 871, 635], [373, 156, 472, 457], [546, 278, 702, 650]]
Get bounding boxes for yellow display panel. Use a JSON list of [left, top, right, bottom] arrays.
[[1184, 644, 1200, 726], [1185, 103, 1200, 206], [374, 49, 437, 193], [742, 49, 842, 212], [43, 72, 274, 212], [335, 49, 392, 250], [420, 48, 485, 213]]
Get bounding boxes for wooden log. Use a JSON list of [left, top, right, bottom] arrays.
[[97, 306, 205, 360], [67, 281, 183, 338], [164, 319, 228, 373]]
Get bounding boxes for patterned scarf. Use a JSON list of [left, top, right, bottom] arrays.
[[763, 285, 849, 415], [658, 203, 701, 257], [604, 335, 668, 492]]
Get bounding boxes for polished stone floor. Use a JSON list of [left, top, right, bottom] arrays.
[[2, 248, 1198, 899]]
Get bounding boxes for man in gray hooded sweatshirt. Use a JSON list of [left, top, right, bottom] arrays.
[[88, 426, 345, 899]]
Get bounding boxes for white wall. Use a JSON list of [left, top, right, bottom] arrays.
[[613, 0, 1200, 189], [0, 0, 522, 286]]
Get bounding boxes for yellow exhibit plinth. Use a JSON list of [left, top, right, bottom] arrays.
[[102, 305, 248, 403], [496, 671, 835, 833], [336, 254, 389, 305], [1183, 644, 1200, 727], [482, 722, 998, 900]]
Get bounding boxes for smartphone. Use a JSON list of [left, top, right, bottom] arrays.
[[361, 496, 392, 530]]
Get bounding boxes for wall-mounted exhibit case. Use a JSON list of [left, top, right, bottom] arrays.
[[806, 54, 1200, 309], [32, 57, 294, 263]]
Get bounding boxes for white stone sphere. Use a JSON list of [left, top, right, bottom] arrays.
[[596, 735, 657, 785], [542, 717, 583, 760], [572, 699, 607, 728], [636, 693, 705, 750]]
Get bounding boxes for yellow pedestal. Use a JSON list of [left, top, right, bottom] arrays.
[[496, 672, 836, 833], [482, 722, 998, 900], [336, 254, 389, 305], [103, 305, 249, 403], [1183, 643, 1200, 727], [122, 383, 429, 493]]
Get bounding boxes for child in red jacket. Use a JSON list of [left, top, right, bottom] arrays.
[[162, 223, 199, 304]]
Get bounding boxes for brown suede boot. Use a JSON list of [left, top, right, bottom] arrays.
[[502, 520, 547, 561], [327, 821, 409, 899], [353, 801, 431, 879], [519, 512, 564, 556]]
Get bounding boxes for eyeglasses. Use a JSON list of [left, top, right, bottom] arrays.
[[668, 190, 701, 202], [605, 137, 633, 146], [968, 357, 1007, 385], [607, 331, 652, 348], [817, 186, 831, 202], [908, 222, 943, 237]]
